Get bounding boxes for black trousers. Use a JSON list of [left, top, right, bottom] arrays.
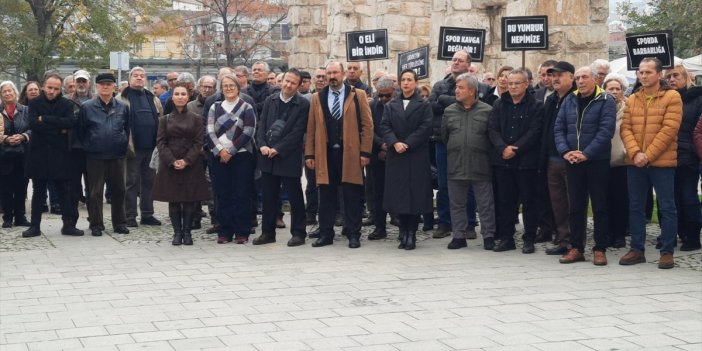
[[86, 158, 126, 229], [31, 178, 78, 225], [261, 172, 306, 237], [566, 159, 609, 252], [304, 162, 318, 217], [607, 166, 629, 244], [0, 159, 28, 222], [494, 167, 538, 242], [371, 157, 387, 229], [536, 170, 555, 234], [318, 148, 363, 239]]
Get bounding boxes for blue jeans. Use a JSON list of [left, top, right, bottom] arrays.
[[627, 166, 677, 254], [435, 142, 477, 229]]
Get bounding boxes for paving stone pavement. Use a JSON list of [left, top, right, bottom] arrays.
[[1, 202, 701, 351]]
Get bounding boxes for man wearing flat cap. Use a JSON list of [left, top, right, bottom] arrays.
[[78, 73, 131, 237], [540, 61, 577, 255]]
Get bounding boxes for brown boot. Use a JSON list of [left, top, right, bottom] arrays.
[[593, 251, 607, 266], [559, 248, 585, 264], [619, 249, 646, 265], [658, 253, 674, 269]]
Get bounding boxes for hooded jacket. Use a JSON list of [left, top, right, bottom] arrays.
[[621, 83, 682, 167]]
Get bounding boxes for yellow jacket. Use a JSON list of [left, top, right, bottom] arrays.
[[620, 87, 682, 167]]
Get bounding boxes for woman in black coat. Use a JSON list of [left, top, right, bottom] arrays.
[[666, 64, 702, 251], [0, 81, 31, 228], [380, 69, 433, 250], [152, 84, 210, 245]]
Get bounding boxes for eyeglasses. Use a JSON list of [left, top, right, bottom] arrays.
[[315, 75, 325, 79], [507, 81, 526, 86], [484, 78, 495, 81], [377, 93, 392, 98], [222, 84, 238, 90]]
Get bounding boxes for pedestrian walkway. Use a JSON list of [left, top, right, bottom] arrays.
[[1, 203, 701, 350]]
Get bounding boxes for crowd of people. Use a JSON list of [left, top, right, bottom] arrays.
[[1, 51, 701, 269]]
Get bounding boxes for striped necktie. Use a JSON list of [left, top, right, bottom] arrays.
[[332, 91, 341, 120]]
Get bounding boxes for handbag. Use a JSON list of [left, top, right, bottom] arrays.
[[0, 143, 24, 160], [149, 114, 170, 172]]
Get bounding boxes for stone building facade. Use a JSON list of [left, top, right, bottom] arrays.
[[287, 0, 609, 83]]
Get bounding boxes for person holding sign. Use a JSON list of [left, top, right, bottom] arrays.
[[620, 57, 682, 269], [304, 61, 374, 249], [379, 69, 433, 250], [488, 68, 543, 254]]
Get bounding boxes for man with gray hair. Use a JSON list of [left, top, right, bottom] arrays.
[[429, 49, 484, 240], [163, 72, 197, 114], [366, 75, 396, 240], [151, 80, 168, 98], [234, 65, 250, 90], [117, 66, 164, 227], [554, 65, 616, 265], [243, 61, 280, 117], [442, 73, 496, 250], [70, 70, 93, 105], [591, 59, 611, 87], [488, 68, 544, 253], [63, 75, 75, 95]]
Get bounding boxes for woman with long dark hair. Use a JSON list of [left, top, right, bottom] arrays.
[[152, 83, 210, 245], [380, 69, 433, 250]]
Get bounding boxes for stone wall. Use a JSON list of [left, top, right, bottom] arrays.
[[288, 0, 609, 83]]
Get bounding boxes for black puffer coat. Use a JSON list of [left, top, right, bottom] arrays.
[[677, 86, 702, 167]]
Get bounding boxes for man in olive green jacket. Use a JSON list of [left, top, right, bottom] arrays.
[[441, 73, 496, 250]]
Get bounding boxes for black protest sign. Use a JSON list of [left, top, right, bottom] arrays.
[[437, 27, 485, 62], [346, 29, 388, 61], [501, 16, 549, 51], [398, 46, 430, 80], [625, 30, 675, 70]]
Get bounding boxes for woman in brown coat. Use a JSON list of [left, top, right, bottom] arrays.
[[152, 84, 210, 245]]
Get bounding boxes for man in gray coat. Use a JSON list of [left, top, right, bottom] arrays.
[[441, 73, 496, 250]]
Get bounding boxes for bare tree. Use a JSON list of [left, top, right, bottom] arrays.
[[180, 0, 289, 67]]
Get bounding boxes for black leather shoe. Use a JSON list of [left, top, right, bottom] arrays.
[[447, 238, 467, 249], [91, 228, 103, 237], [305, 214, 318, 225], [287, 236, 305, 247], [493, 240, 516, 252], [311, 237, 333, 247], [308, 228, 320, 238], [522, 240, 535, 254], [253, 233, 276, 245], [483, 237, 495, 250], [61, 226, 84, 236], [113, 226, 130, 234], [140, 217, 162, 226], [348, 236, 361, 249], [404, 232, 416, 250], [22, 226, 42, 238], [2, 221, 11, 228], [126, 218, 138, 227], [50, 204, 62, 215], [367, 229, 387, 240], [534, 229, 552, 243], [14, 217, 31, 227], [545, 245, 568, 255]]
